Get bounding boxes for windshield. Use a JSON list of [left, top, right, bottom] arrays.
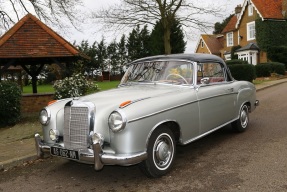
[[120, 60, 194, 85]]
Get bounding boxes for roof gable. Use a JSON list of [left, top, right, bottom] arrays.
[[252, 0, 284, 19], [0, 13, 81, 58], [235, 0, 285, 28], [196, 34, 223, 54]]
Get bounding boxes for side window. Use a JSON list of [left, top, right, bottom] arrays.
[[197, 63, 225, 84], [167, 62, 193, 84]]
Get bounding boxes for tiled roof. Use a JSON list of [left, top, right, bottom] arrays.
[[222, 15, 238, 33], [0, 13, 82, 59], [224, 0, 285, 33], [201, 34, 223, 54], [252, 0, 284, 19]]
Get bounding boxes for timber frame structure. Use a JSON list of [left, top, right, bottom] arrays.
[[0, 13, 88, 93]]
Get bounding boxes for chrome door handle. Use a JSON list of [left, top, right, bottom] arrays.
[[227, 88, 234, 92]]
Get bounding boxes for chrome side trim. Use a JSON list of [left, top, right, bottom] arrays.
[[128, 91, 238, 123], [128, 101, 198, 123], [181, 118, 238, 145]]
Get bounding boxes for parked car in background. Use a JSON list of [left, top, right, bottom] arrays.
[[35, 54, 259, 177]]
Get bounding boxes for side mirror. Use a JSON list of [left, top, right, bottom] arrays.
[[201, 77, 210, 84]]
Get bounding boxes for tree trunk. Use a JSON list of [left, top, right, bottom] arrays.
[[162, 19, 172, 54]]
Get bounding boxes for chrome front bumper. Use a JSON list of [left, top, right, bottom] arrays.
[[34, 133, 147, 170]]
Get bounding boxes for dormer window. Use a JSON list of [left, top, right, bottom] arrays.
[[201, 41, 204, 48], [248, 4, 253, 16]]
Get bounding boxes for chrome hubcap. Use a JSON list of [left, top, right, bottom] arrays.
[[153, 133, 174, 170], [240, 106, 248, 128]]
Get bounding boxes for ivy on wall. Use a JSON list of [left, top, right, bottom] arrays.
[[255, 19, 287, 65], [255, 19, 287, 51]]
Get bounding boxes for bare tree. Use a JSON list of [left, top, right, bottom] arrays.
[[0, 0, 84, 32], [93, 0, 223, 54]]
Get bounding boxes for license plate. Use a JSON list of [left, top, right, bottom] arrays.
[[50, 147, 79, 160]]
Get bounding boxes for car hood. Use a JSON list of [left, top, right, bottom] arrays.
[[80, 84, 186, 110]]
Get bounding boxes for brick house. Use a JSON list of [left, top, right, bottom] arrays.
[[195, 0, 287, 65]]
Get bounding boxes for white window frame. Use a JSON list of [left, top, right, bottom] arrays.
[[226, 32, 233, 47], [201, 41, 204, 48], [224, 54, 231, 61], [237, 50, 258, 65], [247, 21, 256, 41], [248, 4, 253, 16]]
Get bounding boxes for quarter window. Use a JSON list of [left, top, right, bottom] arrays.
[[247, 22, 255, 40], [227, 32, 233, 47], [197, 63, 225, 84]]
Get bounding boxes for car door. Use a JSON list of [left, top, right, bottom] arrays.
[[196, 62, 236, 134]]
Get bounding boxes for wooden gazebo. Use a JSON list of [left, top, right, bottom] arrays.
[[0, 13, 87, 93]]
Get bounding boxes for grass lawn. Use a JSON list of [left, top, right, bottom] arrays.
[[22, 84, 55, 93], [22, 81, 121, 94]]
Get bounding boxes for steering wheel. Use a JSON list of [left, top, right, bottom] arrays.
[[166, 73, 188, 84]]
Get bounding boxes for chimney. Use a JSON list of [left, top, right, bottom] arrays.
[[235, 5, 242, 19], [283, 0, 287, 18]]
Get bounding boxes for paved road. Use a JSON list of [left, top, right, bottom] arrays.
[[1, 82, 287, 192]]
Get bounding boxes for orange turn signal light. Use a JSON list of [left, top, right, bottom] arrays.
[[119, 100, 132, 108], [48, 100, 57, 106]]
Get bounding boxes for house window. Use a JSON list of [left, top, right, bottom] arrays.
[[224, 54, 231, 61], [226, 32, 233, 47], [247, 21, 255, 40], [237, 51, 258, 65], [201, 41, 204, 48], [248, 4, 253, 16]]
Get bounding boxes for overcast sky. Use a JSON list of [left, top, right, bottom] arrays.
[[66, 0, 243, 53]]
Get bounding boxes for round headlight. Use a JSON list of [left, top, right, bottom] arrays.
[[39, 109, 50, 125], [108, 111, 126, 132]]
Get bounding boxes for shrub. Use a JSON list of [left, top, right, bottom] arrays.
[[226, 59, 248, 65], [267, 46, 287, 68], [228, 64, 256, 82], [255, 62, 286, 77], [53, 73, 98, 99], [0, 81, 22, 127]]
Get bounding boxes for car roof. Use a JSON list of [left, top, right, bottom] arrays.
[[130, 53, 225, 65]]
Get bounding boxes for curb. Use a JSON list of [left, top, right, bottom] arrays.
[[256, 79, 287, 92], [0, 153, 37, 171]]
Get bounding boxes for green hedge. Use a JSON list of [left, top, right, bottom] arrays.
[[226, 59, 248, 65], [0, 81, 22, 127], [255, 62, 286, 77], [228, 64, 256, 82], [267, 46, 287, 69]]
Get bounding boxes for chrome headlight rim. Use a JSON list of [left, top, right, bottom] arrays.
[[108, 110, 127, 133], [39, 108, 51, 125]]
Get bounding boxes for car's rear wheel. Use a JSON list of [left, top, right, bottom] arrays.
[[139, 126, 176, 178], [232, 104, 249, 132]]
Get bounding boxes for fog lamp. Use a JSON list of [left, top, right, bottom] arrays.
[[49, 129, 59, 141]]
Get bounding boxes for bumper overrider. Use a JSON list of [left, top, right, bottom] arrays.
[[255, 100, 259, 107], [34, 133, 147, 170]]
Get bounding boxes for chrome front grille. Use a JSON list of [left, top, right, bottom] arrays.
[[64, 104, 90, 150]]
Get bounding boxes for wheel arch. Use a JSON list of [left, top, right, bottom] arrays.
[[145, 120, 181, 149]]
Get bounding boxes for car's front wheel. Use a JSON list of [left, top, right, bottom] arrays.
[[232, 104, 249, 132], [139, 126, 176, 178]]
